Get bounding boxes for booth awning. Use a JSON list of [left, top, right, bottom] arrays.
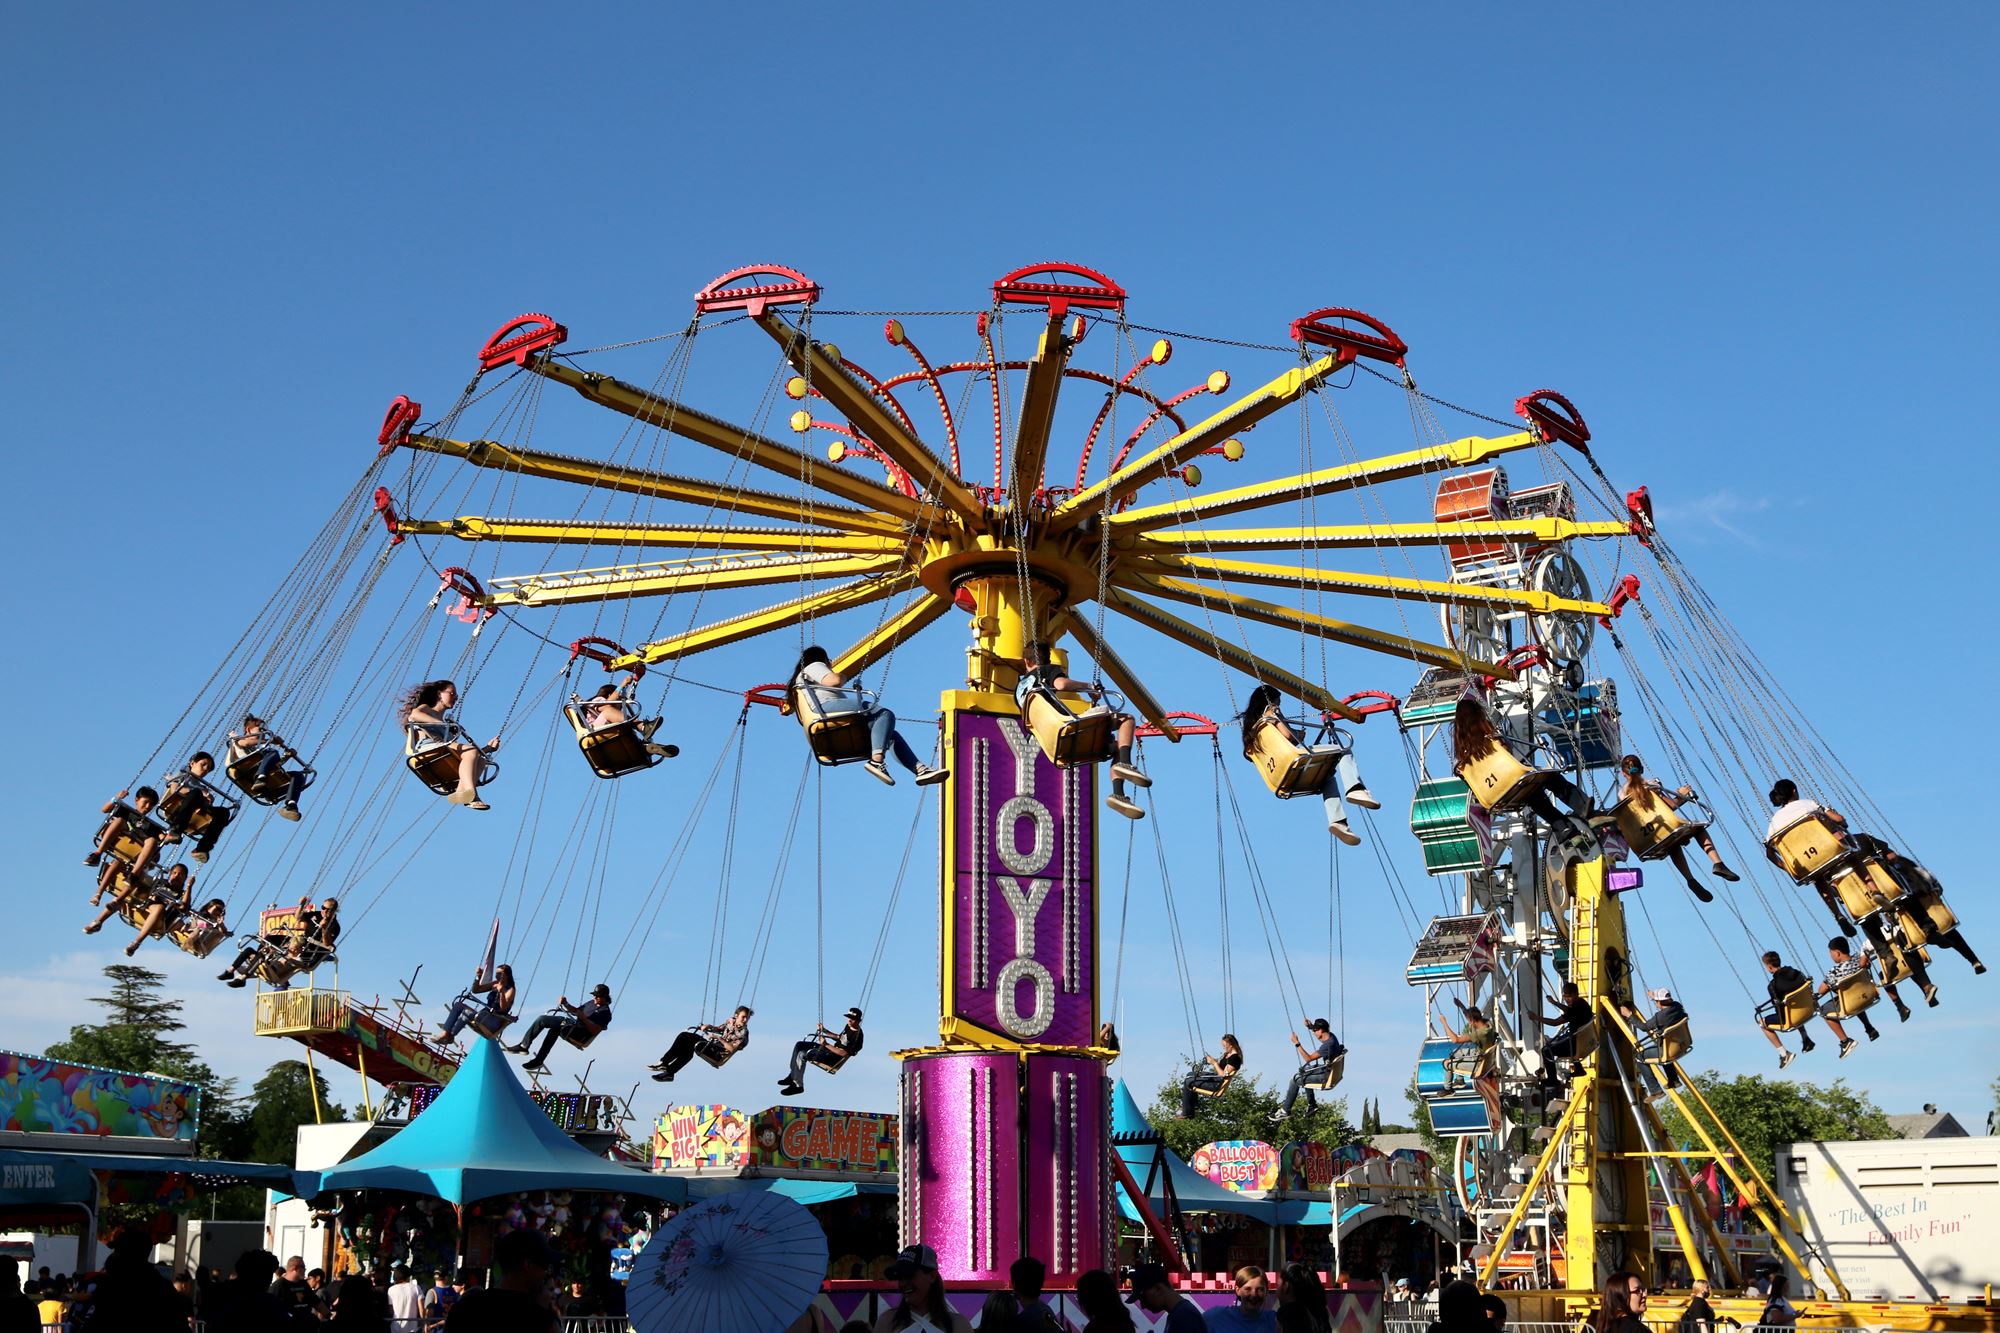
[[0, 1149, 296, 1206], [298, 1039, 685, 1206]]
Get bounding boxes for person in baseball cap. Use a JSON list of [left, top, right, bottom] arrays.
[[780, 1007, 865, 1098], [1126, 1262, 1203, 1330], [883, 1245, 970, 1331]]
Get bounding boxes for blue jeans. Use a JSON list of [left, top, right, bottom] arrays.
[[1316, 749, 1363, 825], [441, 996, 492, 1042], [867, 707, 920, 773], [254, 749, 302, 806]]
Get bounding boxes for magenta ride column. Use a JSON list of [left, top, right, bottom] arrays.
[[898, 702, 1112, 1285]]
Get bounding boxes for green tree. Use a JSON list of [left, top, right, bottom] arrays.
[[245, 1061, 344, 1163], [46, 964, 222, 1089], [44, 964, 257, 1222], [1660, 1070, 1896, 1181], [1144, 1073, 1355, 1162]]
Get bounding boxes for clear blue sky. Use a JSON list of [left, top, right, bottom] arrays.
[[4, 5, 1994, 1137]]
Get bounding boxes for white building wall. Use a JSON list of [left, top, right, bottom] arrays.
[[1778, 1135, 1999, 1301]]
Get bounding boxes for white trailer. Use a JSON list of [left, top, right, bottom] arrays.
[[1778, 1135, 2000, 1301]]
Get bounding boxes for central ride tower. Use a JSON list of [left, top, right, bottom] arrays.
[[895, 569, 1115, 1286]]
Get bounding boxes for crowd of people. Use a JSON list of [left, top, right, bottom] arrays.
[[0, 1227, 605, 1332]]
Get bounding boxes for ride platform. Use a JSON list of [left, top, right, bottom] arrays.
[[253, 986, 458, 1088]]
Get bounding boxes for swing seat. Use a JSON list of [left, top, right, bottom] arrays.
[[1454, 734, 1559, 815], [1610, 786, 1707, 861], [1647, 1019, 1693, 1065], [685, 1026, 738, 1068], [1022, 689, 1117, 767], [573, 716, 668, 779], [1409, 778, 1493, 876], [1827, 973, 1879, 1019], [404, 729, 500, 795], [1245, 718, 1342, 798], [560, 1016, 603, 1050], [1828, 858, 1905, 921], [157, 783, 232, 840], [1908, 887, 1957, 937], [1191, 1069, 1236, 1100], [1757, 981, 1817, 1032], [169, 919, 229, 959], [1877, 936, 1928, 987], [456, 994, 517, 1039], [804, 1039, 851, 1074], [800, 712, 875, 766], [1306, 1053, 1346, 1092], [1767, 810, 1856, 884], [96, 805, 166, 866], [225, 749, 314, 806]]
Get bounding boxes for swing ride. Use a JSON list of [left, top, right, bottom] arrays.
[[83, 260, 1989, 1323]]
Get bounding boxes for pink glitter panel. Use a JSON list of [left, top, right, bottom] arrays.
[[1023, 1053, 1112, 1286], [901, 1051, 1021, 1282], [949, 708, 1096, 1048]]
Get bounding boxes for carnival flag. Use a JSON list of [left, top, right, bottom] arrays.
[[475, 916, 499, 986]]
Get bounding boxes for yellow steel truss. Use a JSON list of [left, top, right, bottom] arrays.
[[407, 299, 1632, 742]]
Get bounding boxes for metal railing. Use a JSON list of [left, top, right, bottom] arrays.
[[253, 985, 350, 1035]]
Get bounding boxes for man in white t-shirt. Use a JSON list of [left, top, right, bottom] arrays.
[[388, 1263, 425, 1332], [1764, 778, 1832, 843]]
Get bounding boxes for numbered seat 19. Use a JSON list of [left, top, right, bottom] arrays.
[[563, 701, 665, 780], [1647, 1019, 1693, 1065], [1245, 717, 1342, 798], [1610, 786, 1707, 861], [96, 805, 166, 866], [1021, 688, 1117, 767], [1766, 810, 1857, 884], [1828, 858, 1905, 922], [1453, 733, 1562, 815], [1758, 981, 1817, 1032], [404, 726, 499, 795]]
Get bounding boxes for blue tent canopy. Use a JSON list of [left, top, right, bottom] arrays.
[[299, 1038, 684, 1206], [1110, 1080, 1330, 1227]]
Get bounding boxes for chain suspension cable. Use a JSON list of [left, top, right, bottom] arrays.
[[738, 754, 814, 1007], [1139, 780, 1205, 1060], [1216, 745, 1313, 1021], [856, 790, 931, 1011], [609, 713, 741, 994]]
